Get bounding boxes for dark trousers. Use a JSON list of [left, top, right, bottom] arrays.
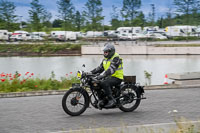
[[100, 77, 122, 97]]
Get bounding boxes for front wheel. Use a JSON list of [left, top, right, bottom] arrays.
[[119, 86, 141, 112], [62, 88, 89, 116]]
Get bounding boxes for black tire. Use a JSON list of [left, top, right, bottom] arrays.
[[62, 88, 89, 116], [119, 86, 141, 112]]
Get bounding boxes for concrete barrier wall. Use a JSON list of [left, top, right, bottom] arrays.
[[82, 45, 200, 55], [148, 46, 200, 55]]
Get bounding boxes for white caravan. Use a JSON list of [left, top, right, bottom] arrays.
[[116, 27, 142, 40], [194, 26, 200, 37], [10, 31, 31, 41], [142, 26, 162, 35], [117, 27, 142, 35], [51, 31, 65, 38], [165, 25, 197, 37], [51, 31, 77, 41], [85, 31, 104, 37], [0, 30, 9, 41], [143, 26, 159, 32]]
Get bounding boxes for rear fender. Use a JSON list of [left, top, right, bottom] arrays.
[[132, 85, 145, 95], [121, 83, 144, 95]]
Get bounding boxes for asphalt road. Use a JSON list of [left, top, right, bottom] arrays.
[[0, 88, 200, 133]]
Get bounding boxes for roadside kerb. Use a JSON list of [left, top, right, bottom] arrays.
[[144, 84, 200, 90], [48, 121, 200, 133], [0, 90, 67, 98], [0, 84, 200, 98]]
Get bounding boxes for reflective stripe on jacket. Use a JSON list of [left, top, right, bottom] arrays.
[[103, 53, 124, 79]]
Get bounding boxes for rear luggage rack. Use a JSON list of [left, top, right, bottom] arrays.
[[123, 76, 136, 84]]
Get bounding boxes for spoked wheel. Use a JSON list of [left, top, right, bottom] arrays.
[[90, 94, 98, 108], [119, 86, 141, 112], [62, 88, 89, 116]]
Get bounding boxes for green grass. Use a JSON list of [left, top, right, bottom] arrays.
[[0, 43, 81, 54], [0, 71, 79, 93], [51, 27, 62, 31]]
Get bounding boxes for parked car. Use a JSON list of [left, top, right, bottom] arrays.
[[118, 33, 146, 40], [32, 32, 47, 37], [127, 33, 147, 40], [117, 33, 130, 40], [30, 34, 44, 41]]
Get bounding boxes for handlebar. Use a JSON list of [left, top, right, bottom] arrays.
[[83, 72, 99, 77], [82, 72, 101, 83]]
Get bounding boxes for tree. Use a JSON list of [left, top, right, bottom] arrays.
[[110, 5, 121, 29], [82, 0, 104, 31], [74, 11, 83, 31], [28, 0, 52, 31], [41, 10, 52, 32], [147, 4, 155, 26], [156, 16, 164, 28], [165, 5, 173, 26], [0, 0, 18, 31], [174, 0, 199, 24], [52, 19, 63, 28], [121, 0, 141, 25], [110, 19, 121, 30], [133, 11, 145, 27], [150, 4, 155, 25], [111, 5, 119, 20], [57, 0, 75, 31]]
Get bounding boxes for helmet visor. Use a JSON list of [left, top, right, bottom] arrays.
[[101, 45, 111, 52]]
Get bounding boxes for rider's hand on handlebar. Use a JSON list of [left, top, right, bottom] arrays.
[[84, 72, 92, 75]]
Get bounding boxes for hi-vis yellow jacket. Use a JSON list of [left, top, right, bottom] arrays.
[[103, 53, 123, 79]]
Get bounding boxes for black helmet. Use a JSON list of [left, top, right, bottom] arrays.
[[102, 43, 115, 58]]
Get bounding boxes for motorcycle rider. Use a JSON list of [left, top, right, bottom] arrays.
[[90, 43, 124, 108]]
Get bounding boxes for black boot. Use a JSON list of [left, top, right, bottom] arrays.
[[104, 95, 116, 108]]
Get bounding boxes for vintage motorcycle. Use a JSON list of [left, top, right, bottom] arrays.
[[62, 67, 146, 116]]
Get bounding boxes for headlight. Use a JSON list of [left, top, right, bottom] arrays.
[[77, 71, 82, 79]]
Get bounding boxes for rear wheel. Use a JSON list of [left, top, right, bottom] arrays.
[[62, 88, 89, 116], [119, 86, 141, 112]]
